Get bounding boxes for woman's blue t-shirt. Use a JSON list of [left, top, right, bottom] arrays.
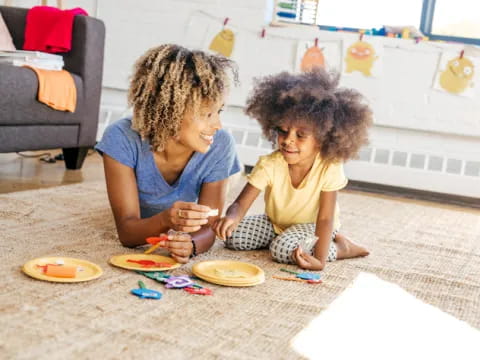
[[95, 118, 241, 218]]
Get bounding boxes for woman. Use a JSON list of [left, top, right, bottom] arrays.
[[95, 44, 241, 263]]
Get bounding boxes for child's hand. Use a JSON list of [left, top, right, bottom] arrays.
[[166, 231, 194, 264], [166, 201, 210, 233], [293, 247, 325, 271], [213, 216, 239, 240]]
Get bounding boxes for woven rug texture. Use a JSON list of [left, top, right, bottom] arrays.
[[0, 180, 479, 359]]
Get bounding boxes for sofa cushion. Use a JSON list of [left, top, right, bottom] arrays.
[[0, 63, 85, 126]]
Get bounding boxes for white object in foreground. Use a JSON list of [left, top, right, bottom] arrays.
[[291, 272, 480, 360]]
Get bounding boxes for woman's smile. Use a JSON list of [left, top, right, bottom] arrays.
[[200, 132, 215, 145]]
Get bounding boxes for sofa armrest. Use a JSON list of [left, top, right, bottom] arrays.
[[65, 15, 105, 145], [0, 6, 105, 147]]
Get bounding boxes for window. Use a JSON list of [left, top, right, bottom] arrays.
[[271, 0, 480, 45], [428, 0, 480, 42], [315, 0, 423, 30]]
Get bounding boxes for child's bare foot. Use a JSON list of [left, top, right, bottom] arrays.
[[334, 233, 370, 260]]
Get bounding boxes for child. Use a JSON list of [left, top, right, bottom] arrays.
[[95, 44, 241, 263], [214, 69, 372, 270]]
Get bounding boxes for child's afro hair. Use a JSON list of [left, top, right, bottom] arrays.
[[245, 68, 373, 163]]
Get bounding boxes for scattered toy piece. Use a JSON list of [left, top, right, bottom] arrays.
[[273, 275, 322, 284], [137, 271, 170, 282], [36, 264, 77, 278], [131, 280, 162, 299], [144, 235, 168, 254], [280, 268, 321, 281], [164, 275, 194, 289], [127, 259, 173, 268], [137, 271, 212, 294], [184, 287, 213, 295]]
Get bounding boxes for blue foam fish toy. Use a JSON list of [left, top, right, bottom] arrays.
[[131, 280, 162, 300]]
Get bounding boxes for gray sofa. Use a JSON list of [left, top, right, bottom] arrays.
[[0, 6, 105, 169]]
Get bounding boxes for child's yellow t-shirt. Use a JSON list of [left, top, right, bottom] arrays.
[[247, 151, 348, 234]]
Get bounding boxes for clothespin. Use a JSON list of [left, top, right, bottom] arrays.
[[223, 17, 229, 28], [260, 27, 266, 38], [359, 31, 364, 41], [144, 235, 168, 254], [414, 36, 422, 44], [460, 50, 465, 59], [314, 38, 318, 47]]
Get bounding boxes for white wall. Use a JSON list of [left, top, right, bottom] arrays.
[[6, 0, 480, 197]]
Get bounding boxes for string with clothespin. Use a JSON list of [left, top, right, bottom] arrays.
[[260, 27, 266, 39], [459, 49, 465, 59], [359, 30, 365, 41], [193, 10, 455, 56], [314, 37, 318, 47], [223, 17, 229, 29]]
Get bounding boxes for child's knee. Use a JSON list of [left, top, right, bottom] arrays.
[[224, 233, 243, 250], [224, 232, 257, 251], [269, 238, 296, 264]]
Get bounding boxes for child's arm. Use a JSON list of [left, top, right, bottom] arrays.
[[213, 183, 261, 240], [294, 190, 337, 270]]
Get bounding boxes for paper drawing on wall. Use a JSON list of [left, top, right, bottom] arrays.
[[300, 41, 325, 72], [209, 28, 235, 58], [343, 39, 381, 77], [434, 51, 476, 97], [296, 40, 341, 73]]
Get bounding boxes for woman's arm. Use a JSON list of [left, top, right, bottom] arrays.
[[103, 154, 209, 247], [294, 190, 336, 270], [214, 183, 261, 240], [165, 177, 235, 262]]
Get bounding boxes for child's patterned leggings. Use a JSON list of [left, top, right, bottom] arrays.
[[225, 214, 337, 264]]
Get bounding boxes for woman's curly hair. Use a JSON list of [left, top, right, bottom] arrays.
[[128, 44, 238, 151], [245, 69, 373, 163]]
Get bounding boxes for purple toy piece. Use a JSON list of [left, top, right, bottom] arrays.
[[164, 275, 194, 289]]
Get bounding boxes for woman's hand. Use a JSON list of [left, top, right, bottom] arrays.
[[213, 215, 240, 240], [165, 231, 193, 264], [293, 247, 325, 271], [165, 201, 211, 233]]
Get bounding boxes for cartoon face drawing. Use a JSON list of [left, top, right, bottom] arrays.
[[344, 41, 378, 77], [300, 46, 325, 72], [439, 56, 475, 94]]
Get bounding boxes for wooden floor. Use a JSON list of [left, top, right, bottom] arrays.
[[0, 150, 105, 194]]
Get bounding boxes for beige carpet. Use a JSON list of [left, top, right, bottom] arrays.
[[1, 180, 479, 359]]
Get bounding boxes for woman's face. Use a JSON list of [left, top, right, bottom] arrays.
[[177, 100, 224, 153], [276, 120, 320, 167]]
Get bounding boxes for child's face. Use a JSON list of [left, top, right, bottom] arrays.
[[177, 100, 224, 153], [276, 121, 320, 167]]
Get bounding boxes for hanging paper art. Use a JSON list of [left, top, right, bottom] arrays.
[[343, 37, 382, 77], [208, 18, 235, 58], [295, 40, 341, 73], [433, 51, 477, 97], [300, 38, 325, 72]]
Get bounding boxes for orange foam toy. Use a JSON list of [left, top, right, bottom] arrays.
[[44, 264, 77, 278]]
